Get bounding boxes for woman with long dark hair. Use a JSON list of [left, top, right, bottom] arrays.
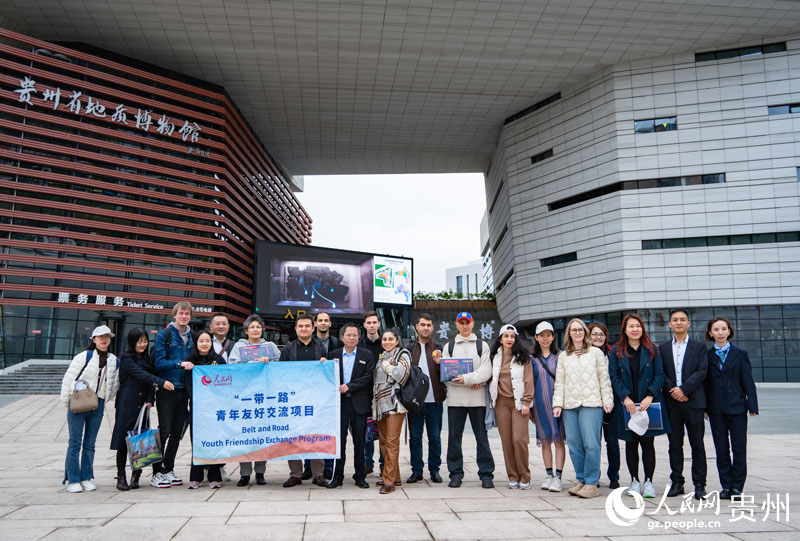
[[60, 325, 121, 493], [110, 328, 175, 490], [184, 329, 225, 489], [372, 328, 411, 494], [588, 321, 620, 489], [488, 324, 534, 489], [531, 321, 566, 492], [608, 313, 671, 498]]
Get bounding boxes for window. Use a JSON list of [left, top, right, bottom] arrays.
[[492, 224, 508, 252], [634, 116, 677, 134], [695, 42, 786, 62], [488, 181, 504, 215], [456, 275, 463, 294], [642, 231, 799, 250], [531, 149, 554, 165], [504, 92, 561, 125], [768, 105, 791, 115], [541, 252, 577, 267], [496, 269, 514, 291], [548, 174, 725, 211]]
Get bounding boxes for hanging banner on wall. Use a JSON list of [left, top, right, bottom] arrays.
[[191, 361, 340, 464]]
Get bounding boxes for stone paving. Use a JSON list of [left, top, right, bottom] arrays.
[[0, 392, 798, 540]]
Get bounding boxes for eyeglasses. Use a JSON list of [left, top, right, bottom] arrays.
[[569, 329, 584, 334], [590, 333, 605, 338]]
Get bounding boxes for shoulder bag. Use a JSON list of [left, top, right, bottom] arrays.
[[69, 350, 100, 413]]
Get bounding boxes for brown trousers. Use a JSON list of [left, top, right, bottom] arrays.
[[495, 395, 531, 483], [377, 412, 406, 486], [289, 459, 323, 479]]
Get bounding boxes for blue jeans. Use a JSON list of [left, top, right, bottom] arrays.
[[64, 399, 105, 484], [408, 402, 443, 476], [447, 406, 495, 480], [562, 406, 603, 486]]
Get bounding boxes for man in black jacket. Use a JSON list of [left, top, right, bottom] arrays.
[[358, 310, 382, 474], [279, 315, 327, 487], [658, 309, 709, 500], [315, 311, 342, 356], [326, 323, 376, 488], [406, 313, 446, 484]]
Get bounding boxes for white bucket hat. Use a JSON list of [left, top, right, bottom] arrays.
[[628, 411, 649, 436], [91, 324, 115, 338]]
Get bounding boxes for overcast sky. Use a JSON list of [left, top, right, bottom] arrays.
[[296, 174, 487, 292]]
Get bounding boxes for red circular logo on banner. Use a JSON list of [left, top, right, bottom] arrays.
[[201, 375, 212, 386]]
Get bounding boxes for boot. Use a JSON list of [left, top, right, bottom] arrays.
[[129, 470, 142, 489], [116, 471, 130, 491]]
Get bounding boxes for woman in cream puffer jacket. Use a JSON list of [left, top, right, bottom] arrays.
[[552, 318, 613, 499]]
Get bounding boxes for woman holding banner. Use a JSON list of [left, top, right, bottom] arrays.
[[372, 329, 411, 494], [228, 314, 279, 486], [110, 328, 174, 491]]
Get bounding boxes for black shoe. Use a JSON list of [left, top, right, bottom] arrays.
[[694, 485, 707, 500], [448, 477, 462, 488], [481, 478, 495, 489], [255, 473, 266, 485], [719, 488, 731, 500], [116, 471, 130, 491], [129, 470, 141, 490], [323, 468, 333, 480], [326, 478, 343, 489], [406, 473, 423, 484], [609, 479, 620, 489], [364, 466, 374, 475], [237, 475, 250, 487], [300, 466, 313, 480], [731, 488, 742, 498], [430, 472, 443, 483], [355, 479, 369, 489], [667, 482, 685, 497]]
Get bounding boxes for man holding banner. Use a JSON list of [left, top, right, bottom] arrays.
[[279, 315, 329, 487], [326, 323, 376, 488]]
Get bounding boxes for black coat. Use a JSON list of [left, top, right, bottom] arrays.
[[110, 351, 166, 450], [328, 346, 376, 415], [658, 338, 708, 409], [279, 336, 325, 361], [705, 344, 758, 416], [317, 334, 343, 357]]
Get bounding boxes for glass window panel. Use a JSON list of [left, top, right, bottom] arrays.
[[760, 305, 783, 319], [768, 105, 790, 115], [715, 49, 739, 60], [738, 46, 762, 57], [642, 240, 662, 250], [695, 52, 716, 62], [777, 232, 799, 242], [634, 119, 655, 134], [657, 177, 679, 187], [702, 174, 725, 184], [684, 237, 707, 248], [730, 234, 752, 245], [637, 179, 657, 189], [736, 306, 759, 320], [762, 342, 785, 355], [762, 43, 787, 54], [753, 233, 776, 244], [663, 238, 685, 249], [654, 117, 677, 132], [683, 175, 702, 186], [707, 236, 728, 246]]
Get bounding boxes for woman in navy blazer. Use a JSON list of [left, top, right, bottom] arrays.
[[704, 317, 758, 499], [608, 313, 671, 499]]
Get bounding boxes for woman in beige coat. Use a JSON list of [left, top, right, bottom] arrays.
[[552, 318, 613, 499]]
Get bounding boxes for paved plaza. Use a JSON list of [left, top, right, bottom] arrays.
[[0, 389, 797, 540]]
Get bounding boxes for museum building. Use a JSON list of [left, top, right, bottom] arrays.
[[0, 28, 312, 367]]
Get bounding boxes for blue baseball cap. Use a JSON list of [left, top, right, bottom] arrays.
[[456, 312, 473, 322]]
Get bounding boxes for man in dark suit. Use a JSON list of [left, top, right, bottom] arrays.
[[326, 322, 376, 489], [658, 309, 709, 500]]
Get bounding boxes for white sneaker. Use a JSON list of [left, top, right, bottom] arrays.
[[220, 466, 231, 482], [67, 483, 83, 493], [643, 479, 656, 498], [80, 480, 96, 491], [549, 477, 563, 492], [519, 481, 532, 490], [507, 480, 519, 489], [187, 481, 202, 489], [165, 471, 182, 486], [541, 475, 553, 490], [150, 472, 171, 488], [628, 479, 641, 496]]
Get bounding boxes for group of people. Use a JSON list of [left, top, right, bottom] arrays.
[[59, 303, 758, 501]]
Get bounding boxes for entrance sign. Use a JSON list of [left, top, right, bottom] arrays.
[[191, 361, 340, 464]]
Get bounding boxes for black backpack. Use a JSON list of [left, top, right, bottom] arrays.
[[447, 337, 483, 358], [149, 327, 172, 360], [396, 364, 430, 414]]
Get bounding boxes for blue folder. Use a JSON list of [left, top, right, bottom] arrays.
[[622, 402, 663, 430]]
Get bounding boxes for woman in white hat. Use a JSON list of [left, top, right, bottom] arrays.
[[487, 324, 534, 489], [59, 325, 120, 493]]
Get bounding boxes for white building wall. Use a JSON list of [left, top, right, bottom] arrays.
[[445, 260, 485, 295], [487, 37, 800, 324]]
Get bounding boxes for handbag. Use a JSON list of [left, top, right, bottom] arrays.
[[365, 417, 378, 443], [126, 404, 163, 470], [69, 350, 100, 413]]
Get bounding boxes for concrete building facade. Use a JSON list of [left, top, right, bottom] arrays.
[[485, 38, 800, 382]]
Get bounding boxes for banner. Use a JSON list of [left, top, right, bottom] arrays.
[[191, 360, 340, 464]]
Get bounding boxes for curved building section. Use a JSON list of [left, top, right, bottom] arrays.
[[0, 29, 311, 366], [487, 37, 800, 381]]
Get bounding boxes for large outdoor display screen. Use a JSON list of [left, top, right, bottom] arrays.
[[254, 241, 413, 316]]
